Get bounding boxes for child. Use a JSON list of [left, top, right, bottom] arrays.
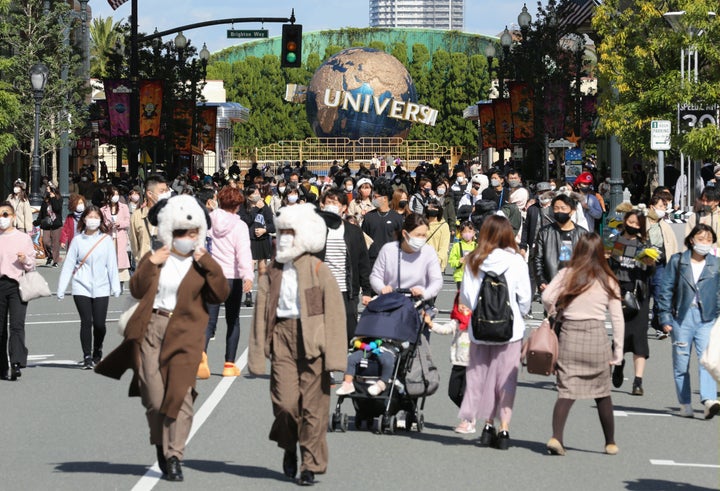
[[427, 293, 473, 433], [336, 337, 398, 397], [448, 221, 477, 290]]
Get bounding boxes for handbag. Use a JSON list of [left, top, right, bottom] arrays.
[[522, 317, 559, 376], [17, 270, 51, 302], [700, 317, 720, 383], [622, 287, 640, 319]]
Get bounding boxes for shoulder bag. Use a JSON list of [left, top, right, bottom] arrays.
[[521, 317, 559, 376], [72, 234, 108, 276], [18, 270, 51, 302]]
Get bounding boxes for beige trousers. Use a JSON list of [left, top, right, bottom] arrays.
[[270, 318, 331, 474], [138, 313, 194, 460]]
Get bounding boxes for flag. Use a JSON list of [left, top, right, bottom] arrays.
[[173, 100, 194, 154], [493, 99, 513, 150], [478, 103, 497, 149], [139, 80, 163, 138], [509, 81, 535, 141], [558, 0, 600, 29], [197, 106, 217, 152], [104, 79, 131, 138], [544, 81, 567, 139], [107, 0, 129, 10]]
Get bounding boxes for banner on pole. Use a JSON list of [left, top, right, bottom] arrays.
[[478, 103, 497, 150], [104, 79, 131, 138], [509, 82, 534, 140], [139, 80, 163, 138]]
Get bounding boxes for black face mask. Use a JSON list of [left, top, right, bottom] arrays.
[[554, 211, 571, 224], [625, 225, 641, 236], [426, 209, 440, 218], [398, 200, 408, 208]]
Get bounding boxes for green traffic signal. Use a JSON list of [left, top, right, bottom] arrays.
[[286, 53, 297, 64]]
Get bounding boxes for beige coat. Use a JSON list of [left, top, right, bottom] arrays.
[[129, 206, 155, 263], [7, 195, 33, 232], [248, 253, 347, 374]]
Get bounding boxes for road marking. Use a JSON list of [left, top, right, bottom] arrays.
[[131, 348, 248, 491], [650, 459, 720, 469], [614, 411, 672, 417]]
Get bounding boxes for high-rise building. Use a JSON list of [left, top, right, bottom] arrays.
[[369, 0, 464, 30]]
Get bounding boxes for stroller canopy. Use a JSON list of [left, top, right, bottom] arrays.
[[355, 292, 421, 343]]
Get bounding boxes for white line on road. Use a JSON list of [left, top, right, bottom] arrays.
[[131, 348, 249, 491], [650, 459, 720, 469], [614, 411, 672, 417]]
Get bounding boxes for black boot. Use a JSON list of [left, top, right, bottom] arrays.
[[165, 456, 183, 482], [298, 470, 315, 486], [10, 363, 21, 381], [244, 292, 253, 307], [283, 450, 297, 479]]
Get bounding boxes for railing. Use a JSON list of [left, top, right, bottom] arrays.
[[225, 137, 461, 174]]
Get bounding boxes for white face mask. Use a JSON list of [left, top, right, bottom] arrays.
[[405, 233, 426, 252], [654, 209, 666, 219], [130, 194, 140, 203], [75, 203, 86, 213], [323, 204, 340, 215], [111, 195, 120, 204], [0, 216, 11, 230], [693, 243, 712, 257], [345, 185, 353, 192], [156, 191, 172, 201], [13, 187, 20, 194], [371, 198, 383, 208], [85, 218, 101, 231], [437, 187, 446, 196], [277, 233, 294, 250], [287, 194, 299, 204], [278, 186, 286, 194], [491, 179, 501, 188], [173, 237, 196, 255]]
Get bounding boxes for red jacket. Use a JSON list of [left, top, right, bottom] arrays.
[[60, 216, 79, 247]]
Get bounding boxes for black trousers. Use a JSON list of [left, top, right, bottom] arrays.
[[343, 293, 359, 344], [448, 364, 467, 408], [73, 295, 109, 357], [0, 277, 28, 371]]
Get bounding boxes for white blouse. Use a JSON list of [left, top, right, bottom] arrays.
[[153, 253, 193, 311]]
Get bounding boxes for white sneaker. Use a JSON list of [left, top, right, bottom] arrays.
[[676, 404, 694, 418], [335, 381, 355, 396], [454, 419, 476, 434], [703, 400, 720, 420], [367, 380, 386, 396]]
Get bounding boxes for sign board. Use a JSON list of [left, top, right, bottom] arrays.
[[565, 148, 583, 161], [227, 29, 268, 39], [650, 119, 671, 151], [677, 103, 719, 133]]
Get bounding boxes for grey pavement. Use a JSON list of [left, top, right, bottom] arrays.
[[1, 264, 718, 490]]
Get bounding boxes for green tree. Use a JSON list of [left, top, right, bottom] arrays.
[[0, 0, 21, 160], [0, 0, 88, 162], [89, 16, 122, 79], [593, 0, 720, 160]]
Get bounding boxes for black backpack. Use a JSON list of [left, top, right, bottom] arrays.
[[471, 270, 514, 342]]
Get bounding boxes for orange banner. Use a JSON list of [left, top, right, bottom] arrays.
[[173, 100, 193, 154], [478, 103, 496, 149], [493, 99, 513, 149], [509, 81, 535, 140], [197, 106, 217, 152], [139, 80, 163, 138]]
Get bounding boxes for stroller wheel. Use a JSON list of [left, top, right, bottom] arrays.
[[416, 411, 425, 432], [340, 413, 349, 432], [372, 415, 384, 434], [385, 415, 396, 434]]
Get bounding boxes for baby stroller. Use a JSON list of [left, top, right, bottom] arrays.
[[330, 290, 437, 434]]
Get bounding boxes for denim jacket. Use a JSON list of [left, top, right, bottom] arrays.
[[656, 250, 720, 326]]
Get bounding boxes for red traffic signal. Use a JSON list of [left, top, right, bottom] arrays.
[[281, 24, 302, 68]]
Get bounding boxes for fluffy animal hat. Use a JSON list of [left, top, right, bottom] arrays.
[[273, 203, 327, 263], [148, 194, 210, 249]]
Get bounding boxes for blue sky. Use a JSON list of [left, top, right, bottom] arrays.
[[90, 0, 527, 54]]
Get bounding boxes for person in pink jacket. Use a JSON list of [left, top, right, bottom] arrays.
[[100, 185, 131, 285], [197, 186, 253, 378]]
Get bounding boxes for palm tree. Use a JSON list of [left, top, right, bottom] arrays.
[[89, 16, 122, 79]]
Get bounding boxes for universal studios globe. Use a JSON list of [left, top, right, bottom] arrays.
[[306, 47, 419, 139]]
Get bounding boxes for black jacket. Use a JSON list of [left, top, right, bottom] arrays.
[[36, 195, 63, 230], [315, 211, 372, 299], [239, 204, 275, 241], [532, 223, 588, 287]]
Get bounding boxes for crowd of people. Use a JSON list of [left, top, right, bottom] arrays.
[[1, 156, 719, 485]]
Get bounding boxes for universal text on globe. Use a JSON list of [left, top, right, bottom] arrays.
[[322, 89, 438, 127]]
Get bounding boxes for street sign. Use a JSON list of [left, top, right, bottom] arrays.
[[227, 29, 268, 39], [650, 119, 671, 151]]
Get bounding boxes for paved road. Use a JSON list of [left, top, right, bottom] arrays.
[[1, 264, 718, 490]]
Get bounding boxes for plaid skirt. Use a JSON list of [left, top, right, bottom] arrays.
[[556, 318, 612, 399]]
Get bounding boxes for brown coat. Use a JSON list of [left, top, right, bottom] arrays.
[[248, 254, 347, 375], [95, 251, 229, 419]]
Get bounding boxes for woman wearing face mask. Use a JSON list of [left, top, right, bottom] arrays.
[[281, 184, 302, 207], [646, 196, 679, 340], [101, 185, 132, 286], [369, 213, 443, 304], [607, 210, 656, 396], [424, 198, 451, 272], [60, 194, 86, 250], [390, 189, 411, 217], [36, 182, 63, 267], [656, 224, 720, 419], [57, 206, 121, 369], [269, 179, 285, 215], [6, 180, 33, 234], [95, 195, 229, 482], [0, 202, 36, 381], [127, 187, 142, 215], [436, 178, 457, 237], [240, 185, 275, 306], [347, 177, 375, 226]]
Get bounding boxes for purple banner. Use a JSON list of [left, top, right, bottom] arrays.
[[104, 79, 131, 138]]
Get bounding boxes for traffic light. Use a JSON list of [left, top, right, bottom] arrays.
[[281, 24, 302, 68]]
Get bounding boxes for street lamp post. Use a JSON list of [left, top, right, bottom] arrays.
[[29, 63, 49, 207]]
